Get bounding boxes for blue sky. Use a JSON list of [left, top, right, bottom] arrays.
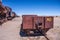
[[2, 0, 60, 16]]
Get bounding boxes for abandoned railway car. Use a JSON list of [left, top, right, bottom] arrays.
[[0, 1, 17, 25], [20, 15, 53, 36]]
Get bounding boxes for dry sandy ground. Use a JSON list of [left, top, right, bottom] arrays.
[[0, 17, 22, 40], [0, 16, 60, 40]]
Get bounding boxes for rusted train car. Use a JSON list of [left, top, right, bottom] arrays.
[[20, 15, 53, 36]]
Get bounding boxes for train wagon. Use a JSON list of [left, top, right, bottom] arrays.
[[20, 15, 53, 36]]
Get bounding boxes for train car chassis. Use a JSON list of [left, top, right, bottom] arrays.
[[20, 24, 45, 37]]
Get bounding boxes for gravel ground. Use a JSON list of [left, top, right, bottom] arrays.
[[0, 16, 60, 40]]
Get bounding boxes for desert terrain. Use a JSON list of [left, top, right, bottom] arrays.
[[0, 16, 60, 40]]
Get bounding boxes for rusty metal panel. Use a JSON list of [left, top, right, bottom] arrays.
[[33, 16, 45, 29], [23, 16, 33, 29], [22, 15, 53, 30], [45, 16, 53, 28], [37, 16, 44, 29], [22, 15, 37, 29], [33, 16, 38, 29]]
